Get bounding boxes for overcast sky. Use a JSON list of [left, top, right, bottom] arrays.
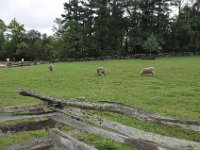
[[0, 0, 67, 35]]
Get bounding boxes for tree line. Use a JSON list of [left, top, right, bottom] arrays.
[[0, 0, 200, 61], [0, 18, 57, 61]]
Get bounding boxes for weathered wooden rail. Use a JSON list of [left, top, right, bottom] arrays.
[[0, 89, 200, 150]]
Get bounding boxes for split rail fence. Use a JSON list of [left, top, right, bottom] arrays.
[[0, 89, 200, 150]]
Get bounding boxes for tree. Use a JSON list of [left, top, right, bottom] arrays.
[[6, 18, 27, 60], [126, 0, 143, 54], [91, 0, 111, 56], [26, 29, 42, 60], [40, 34, 56, 60], [168, 0, 200, 52], [142, 34, 161, 56], [54, 0, 199, 58], [109, 0, 128, 56], [59, 0, 86, 58], [0, 19, 7, 59], [125, 0, 174, 54], [7, 18, 26, 44]]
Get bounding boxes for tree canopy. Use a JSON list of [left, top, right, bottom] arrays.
[[0, 0, 199, 61]]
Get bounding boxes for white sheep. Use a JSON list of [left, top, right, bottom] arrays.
[[97, 67, 106, 76], [140, 67, 155, 76]]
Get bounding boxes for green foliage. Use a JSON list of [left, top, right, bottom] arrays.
[[166, 0, 200, 52], [142, 34, 162, 55], [0, 19, 6, 59], [61, 20, 85, 58], [0, 1, 200, 60], [7, 18, 26, 45], [0, 19, 6, 45]]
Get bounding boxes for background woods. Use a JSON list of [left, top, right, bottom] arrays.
[[0, 0, 200, 61]]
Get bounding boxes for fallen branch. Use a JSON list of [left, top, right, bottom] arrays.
[[49, 128, 98, 150], [17, 89, 200, 131], [51, 115, 166, 150], [2, 137, 52, 150], [61, 108, 200, 150]]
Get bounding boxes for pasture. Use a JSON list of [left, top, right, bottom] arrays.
[[0, 56, 200, 149]]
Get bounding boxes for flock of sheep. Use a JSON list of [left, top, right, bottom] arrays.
[[96, 66, 155, 76], [48, 64, 155, 76]]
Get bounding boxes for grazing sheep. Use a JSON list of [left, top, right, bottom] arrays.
[[97, 67, 106, 76], [140, 67, 155, 76], [48, 64, 53, 72]]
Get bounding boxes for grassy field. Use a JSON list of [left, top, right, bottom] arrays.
[[0, 56, 200, 149]]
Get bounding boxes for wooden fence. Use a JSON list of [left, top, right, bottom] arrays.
[[0, 61, 49, 68], [0, 89, 200, 150]]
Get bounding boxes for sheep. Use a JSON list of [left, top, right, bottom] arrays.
[[97, 67, 106, 76], [48, 64, 53, 72], [140, 67, 155, 76]]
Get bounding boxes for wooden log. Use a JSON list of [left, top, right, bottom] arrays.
[[2, 137, 52, 150], [17, 89, 200, 131], [29, 145, 53, 150], [0, 104, 46, 113], [62, 108, 200, 150], [49, 128, 98, 150], [0, 132, 4, 137], [51, 115, 166, 150], [0, 119, 56, 134], [0, 112, 59, 123], [16, 89, 85, 109], [65, 129, 81, 136]]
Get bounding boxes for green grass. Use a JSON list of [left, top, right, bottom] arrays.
[[0, 56, 200, 149], [74, 132, 136, 150], [0, 130, 48, 148]]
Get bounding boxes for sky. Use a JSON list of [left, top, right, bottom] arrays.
[[0, 0, 67, 35]]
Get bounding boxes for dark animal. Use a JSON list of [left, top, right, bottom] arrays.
[[48, 64, 53, 72]]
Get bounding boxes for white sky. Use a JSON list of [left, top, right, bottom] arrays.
[[0, 0, 67, 35]]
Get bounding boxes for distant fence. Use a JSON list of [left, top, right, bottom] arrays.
[[1, 52, 199, 66], [0, 89, 199, 150], [0, 61, 49, 68], [63, 52, 200, 62], [159, 51, 200, 57]]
